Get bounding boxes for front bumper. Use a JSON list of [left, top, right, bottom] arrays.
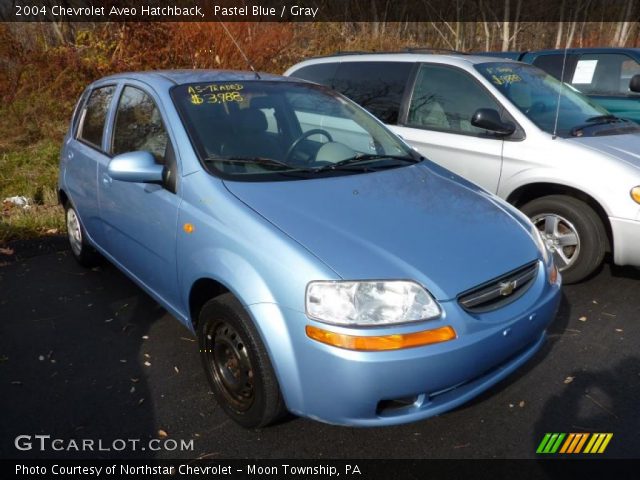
[[610, 216, 640, 267], [248, 263, 561, 426]]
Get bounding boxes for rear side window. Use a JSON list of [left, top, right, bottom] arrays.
[[70, 89, 89, 135], [77, 86, 116, 149], [290, 62, 339, 86], [570, 53, 640, 95], [531, 54, 579, 83], [112, 86, 169, 164], [332, 62, 413, 124]]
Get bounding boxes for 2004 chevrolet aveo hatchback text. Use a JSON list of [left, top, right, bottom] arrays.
[[59, 70, 561, 427]]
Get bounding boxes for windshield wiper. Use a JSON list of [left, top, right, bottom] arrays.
[[205, 156, 300, 170], [570, 115, 632, 137], [313, 154, 420, 172], [585, 114, 621, 123]]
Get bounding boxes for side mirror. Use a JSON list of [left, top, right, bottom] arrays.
[[108, 151, 163, 183], [629, 74, 640, 93], [471, 108, 516, 136]]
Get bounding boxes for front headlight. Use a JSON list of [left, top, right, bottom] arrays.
[[306, 280, 441, 326], [531, 226, 550, 264]]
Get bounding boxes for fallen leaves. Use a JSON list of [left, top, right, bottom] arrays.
[[578, 316, 587, 322], [157, 429, 168, 438], [564, 376, 575, 384], [0, 247, 15, 256]]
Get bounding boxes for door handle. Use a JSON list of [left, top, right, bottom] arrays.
[[102, 173, 112, 186], [67, 151, 74, 160]]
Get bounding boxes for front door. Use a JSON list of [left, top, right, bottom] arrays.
[[392, 63, 505, 193], [99, 83, 181, 308]]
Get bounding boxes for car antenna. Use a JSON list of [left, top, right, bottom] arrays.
[[218, 21, 261, 79], [552, 43, 569, 139]]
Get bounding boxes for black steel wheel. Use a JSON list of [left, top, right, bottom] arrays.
[[198, 293, 286, 428]]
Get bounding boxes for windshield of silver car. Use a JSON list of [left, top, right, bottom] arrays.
[[475, 62, 640, 137]]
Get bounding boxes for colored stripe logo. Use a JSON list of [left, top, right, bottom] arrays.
[[536, 433, 613, 454]]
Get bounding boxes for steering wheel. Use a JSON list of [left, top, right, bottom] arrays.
[[525, 101, 546, 115], [285, 129, 333, 163]]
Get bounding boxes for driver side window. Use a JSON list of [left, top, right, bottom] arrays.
[[408, 64, 502, 136], [112, 86, 170, 164]]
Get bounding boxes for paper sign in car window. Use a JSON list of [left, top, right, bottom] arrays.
[[572, 60, 598, 84]]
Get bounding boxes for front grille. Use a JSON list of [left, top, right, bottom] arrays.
[[458, 261, 538, 313]]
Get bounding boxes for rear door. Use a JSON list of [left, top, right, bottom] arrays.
[[99, 82, 181, 308], [393, 63, 506, 193], [65, 84, 117, 247]]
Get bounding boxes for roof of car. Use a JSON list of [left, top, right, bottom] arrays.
[[292, 52, 517, 68], [95, 69, 293, 86]]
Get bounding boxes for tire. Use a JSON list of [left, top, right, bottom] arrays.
[[64, 203, 102, 268], [198, 293, 286, 428], [521, 195, 606, 284]]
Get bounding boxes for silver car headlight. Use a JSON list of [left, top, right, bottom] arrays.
[[306, 280, 441, 326], [531, 226, 551, 264]]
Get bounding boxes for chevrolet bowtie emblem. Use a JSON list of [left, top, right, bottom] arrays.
[[499, 280, 517, 296]]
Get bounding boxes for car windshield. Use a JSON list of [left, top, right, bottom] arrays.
[[171, 80, 418, 181], [475, 62, 638, 137]]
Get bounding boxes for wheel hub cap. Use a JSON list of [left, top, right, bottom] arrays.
[[532, 213, 581, 271], [207, 322, 254, 412], [66, 209, 83, 256]]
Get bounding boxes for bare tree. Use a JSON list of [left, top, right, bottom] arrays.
[[613, 0, 635, 46]]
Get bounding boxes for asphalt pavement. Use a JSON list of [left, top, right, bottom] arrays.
[[1, 244, 639, 459]]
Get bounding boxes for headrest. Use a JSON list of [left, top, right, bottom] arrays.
[[238, 108, 268, 133]]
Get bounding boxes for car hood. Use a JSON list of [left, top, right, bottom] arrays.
[[223, 164, 539, 301], [569, 132, 640, 171]]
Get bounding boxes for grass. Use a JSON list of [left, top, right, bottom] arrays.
[[0, 139, 65, 244]]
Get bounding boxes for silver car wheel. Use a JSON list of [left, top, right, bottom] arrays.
[[531, 213, 580, 271], [66, 207, 83, 257]]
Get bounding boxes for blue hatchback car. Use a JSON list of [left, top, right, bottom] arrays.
[[58, 70, 561, 427]]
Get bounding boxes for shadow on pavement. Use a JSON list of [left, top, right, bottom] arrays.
[[0, 251, 164, 459], [533, 356, 640, 458]]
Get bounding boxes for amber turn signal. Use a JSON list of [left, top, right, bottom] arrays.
[[631, 186, 640, 205], [305, 325, 457, 351]]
